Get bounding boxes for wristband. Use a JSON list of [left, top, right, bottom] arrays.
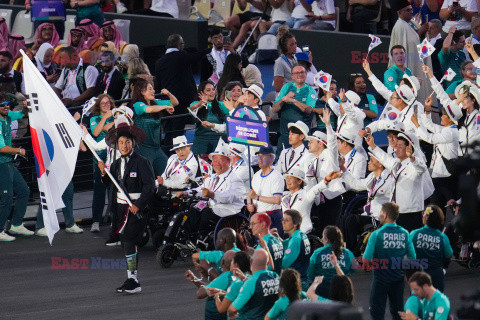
[[257, 195, 260, 201]]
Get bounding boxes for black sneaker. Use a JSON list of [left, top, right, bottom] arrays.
[[123, 278, 141, 294], [116, 278, 130, 293], [105, 234, 121, 246]]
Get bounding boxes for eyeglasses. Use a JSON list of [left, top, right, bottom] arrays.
[[292, 71, 306, 75], [249, 222, 258, 227], [100, 102, 111, 106]]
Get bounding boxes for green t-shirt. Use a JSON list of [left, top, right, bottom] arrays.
[[384, 65, 413, 91], [0, 110, 23, 164], [308, 244, 357, 291], [190, 101, 230, 139], [199, 247, 241, 273], [205, 271, 233, 320], [267, 292, 308, 320], [232, 269, 279, 320], [409, 225, 453, 271], [358, 94, 378, 127], [255, 233, 284, 275], [133, 99, 171, 148], [438, 48, 466, 90], [420, 290, 450, 320], [90, 115, 114, 160], [282, 230, 311, 289], [445, 79, 463, 94], [274, 82, 316, 136], [314, 98, 338, 131], [363, 223, 416, 284]]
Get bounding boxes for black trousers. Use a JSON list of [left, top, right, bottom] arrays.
[[370, 278, 404, 320], [344, 214, 378, 253], [188, 206, 220, 237], [396, 211, 423, 232], [431, 176, 457, 209], [315, 195, 343, 236]]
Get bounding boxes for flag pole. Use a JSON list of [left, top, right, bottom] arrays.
[[81, 136, 133, 207]]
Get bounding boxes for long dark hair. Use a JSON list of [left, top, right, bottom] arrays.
[[329, 275, 354, 304], [196, 81, 225, 123], [457, 86, 480, 128], [216, 53, 246, 98], [130, 78, 165, 119], [279, 268, 302, 302], [324, 226, 344, 258], [347, 74, 366, 97], [233, 251, 251, 274]]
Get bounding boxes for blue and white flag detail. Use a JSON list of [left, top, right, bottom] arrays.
[[22, 50, 82, 244], [368, 34, 382, 53], [314, 71, 332, 91], [417, 38, 435, 62]]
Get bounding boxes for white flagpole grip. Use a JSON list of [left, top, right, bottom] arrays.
[[82, 136, 133, 207]]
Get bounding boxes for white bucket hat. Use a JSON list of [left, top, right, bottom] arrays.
[[336, 127, 357, 145], [229, 142, 247, 157], [454, 80, 480, 104], [288, 120, 309, 138], [283, 167, 306, 183], [307, 130, 328, 146], [170, 135, 193, 151], [395, 84, 415, 105], [243, 84, 263, 104], [345, 90, 361, 109], [402, 74, 420, 96], [209, 138, 231, 160]]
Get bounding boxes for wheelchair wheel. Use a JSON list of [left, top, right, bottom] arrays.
[[344, 194, 368, 217], [157, 243, 177, 268], [214, 214, 255, 247], [152, 228, 166, 250]]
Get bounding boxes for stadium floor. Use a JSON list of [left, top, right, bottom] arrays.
[[1, 226, 479, 320]]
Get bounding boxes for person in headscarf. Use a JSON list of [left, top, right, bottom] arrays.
[[31, 22, 61, 54], [101, 21, 126, 53], [77, 19, 104, 51], [0, 18, 8, 51], [34, 43, 59, 85], [68, 28, 88, 53], [8, 35, 28, 72]]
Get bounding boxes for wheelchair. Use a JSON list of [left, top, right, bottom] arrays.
[[156, 192, 252, 268]]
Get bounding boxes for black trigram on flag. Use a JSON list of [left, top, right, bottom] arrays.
[[40, 192, 48, 211], [26, 93, 39, 113], [56, 123, 75, 149]]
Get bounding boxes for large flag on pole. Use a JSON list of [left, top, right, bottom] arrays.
[[21, 50, 82, 244]]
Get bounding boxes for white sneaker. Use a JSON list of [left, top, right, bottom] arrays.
[[65, 224, 83, 234], [35, 228, 48, 237], [90, 222, 100, 233], [0, 231, 15, 241], [9, 224, 34, 236]]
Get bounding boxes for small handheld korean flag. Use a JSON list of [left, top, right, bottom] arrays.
[[443, 68, 457, 82], [80, 97, 97, 122], [314, 71, 332, 91], [417, 38, 435, 62], [368, 34, 382, 54]]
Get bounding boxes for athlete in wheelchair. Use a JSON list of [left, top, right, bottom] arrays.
[[157, 140, 250, 267]]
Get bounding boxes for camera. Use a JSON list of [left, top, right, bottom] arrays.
[[302, 46, 310, 52]]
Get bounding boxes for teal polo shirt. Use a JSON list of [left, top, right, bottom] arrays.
[[190, 101, 230, 140], [363, 223, 416, 284], [314, 98, 338, 131], [232, 269, 279, 320], [133, 99, 171, 148], [405, 291, 423, 316], [274, 82, 316, 136], [384, 65, 413, 91], [0, 110, 23, 164], [267, 292, 308, 320], [255, 233, 284, 275], [420, 290, 450, 320], [438, 48, 466, 90], [90, 114, 114, 160], [205, 271, 233, 320], [282, 230, 311, 289]]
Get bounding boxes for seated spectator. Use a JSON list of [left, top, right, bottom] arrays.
[[77, 19, 104, 51], [200, 28, 232, 83], [95, 51, 125, 100], [439, 26, 467, 90], [219, 81, 244, 104], [347, 73, 378, 127], [31, 22, 61, 54], [427, 19, 444, 80], [266, 0, 293, 35], [78, 49, 97, 65], [216, 54, 247, 100], [295, 51, 318, 88], [298, 0, 336, 31], [8, 34, 27, 68], [100, 41, 120, 57], [34, 43, 60, 85], [0, 17, 8, 51], [439, 0, 477, 33], [412, 0, 442, 24], [384, 45, 413, 91], [231, 7, 272, 51], [225, 0, 268, 40], [273, 30, 297, 92], [241, 64, 264, 89], [0, 51, 24, 94], [134, 0, 179, 18], [346, 0, 381, 34], [266, 269, 307, 320], [54, 46, 99, 107], [101, 21, 127, 53], [285, 0, 312, 29], [68, 28, 88, 53], [71, 0, 104, 27]]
